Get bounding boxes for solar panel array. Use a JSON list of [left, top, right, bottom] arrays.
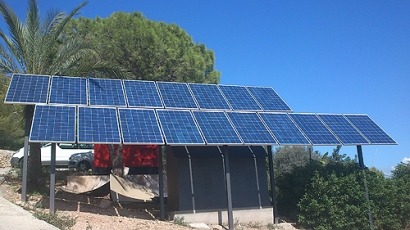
[[27, 104, 396, 146], [4, 74, 292, 112], [6, 74, 396, 146]]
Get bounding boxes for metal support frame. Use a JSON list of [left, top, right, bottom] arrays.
[[223, 145, 234, 230], [21, 106, 31, 202], [186, 148, 196, 213], [159, 146, 165, 220], [357, 145, 374, 230], [50, 143, 56, 214], [267, 146, 278, 224]]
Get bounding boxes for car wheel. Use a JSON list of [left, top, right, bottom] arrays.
[[18, 157, 28, 167], [77, 161, 91, 171]]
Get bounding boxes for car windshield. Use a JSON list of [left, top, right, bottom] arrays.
[[40, 143, 93, 149]]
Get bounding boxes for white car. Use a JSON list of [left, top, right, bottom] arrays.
[[10, 143, 93, 168]]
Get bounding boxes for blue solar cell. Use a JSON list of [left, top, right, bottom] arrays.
[[157, 82, 197, 109], [156, 110, 204, 145], [5, 74, 50, 104], [78, 107, 121, 143], [247, 86, 291, 111], [123, 80, 163, 108], [226, 112, 276, 144], [88, 78, 126, 106], [259, 113, 310, 145], [219, 85, 262, 111], [49, 76, 87, 105], [318, 114, 369, 145], [344, 115, 396, 144], [189, 83, 231, 110], [193, 111, 242, 144], [119, 108, 164, 144], [289, 114, 341, 145], [30, 105, 76, 142]]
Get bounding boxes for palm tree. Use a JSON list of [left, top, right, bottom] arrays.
[[0, 0, 120, 188]]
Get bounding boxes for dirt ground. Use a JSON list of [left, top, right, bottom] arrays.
[[0, 150, 298, 230]]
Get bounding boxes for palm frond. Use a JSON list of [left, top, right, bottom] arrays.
[[48, 1, 87, 41], [0, 0, 26, 65]]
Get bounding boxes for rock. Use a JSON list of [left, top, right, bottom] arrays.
[[188, 223, 210, 229]]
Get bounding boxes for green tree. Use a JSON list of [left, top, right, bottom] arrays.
[[0, 75, 23, 149], [298, 172, 369, 230], [67, 12, 220, 83], [0, 0, 120, 188], [390, 162, 410, 229]]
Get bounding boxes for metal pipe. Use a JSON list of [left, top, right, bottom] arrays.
[[223, 145, 234, 230], [159, 146, 165, 220], [268, 146, 278, 224], [357, 145, 374, 230], [49, 143, 56, 214], [21, 106, 31, 202]]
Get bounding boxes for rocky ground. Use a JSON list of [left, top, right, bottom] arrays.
[[0, 149, 298, 230]]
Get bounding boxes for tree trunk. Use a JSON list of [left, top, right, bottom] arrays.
[[25, 105, 44, 189], [109, 144, 124, 177]]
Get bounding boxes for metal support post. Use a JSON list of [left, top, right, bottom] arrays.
[[21, 106, 32, 202], [267, 146, 278, 224], [357, 145, 374, 230], [49, 143, 56, 214], [158, 146, 165, 220], [223, 145, 234, 230]]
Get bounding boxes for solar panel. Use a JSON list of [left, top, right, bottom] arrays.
[[218, 85, 261, 111], [123, 80, 163, 108], [226, 112, 276, 145], [157, 82, 198, 109], [318, 114, 369, 145], [156, 110, 204, 145], [4, 74, 50, 104], [344, 115, 396, 144], [259, 113, 310, 145], [88, 78, 126, 106], [189, 83, 231, 110], [78, 107, 121, 143], [193, 111, 242, 144], [49, 76, 87, 105], [289, 114, 341, 145], [118, 108, 164, 144], [30, 105, 76, 143], [247, 86, 291, 111]]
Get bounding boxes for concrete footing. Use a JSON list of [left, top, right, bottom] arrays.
[[169, 207, 274, 225]]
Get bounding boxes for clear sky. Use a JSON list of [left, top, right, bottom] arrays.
[[4, 0, 410, 175]]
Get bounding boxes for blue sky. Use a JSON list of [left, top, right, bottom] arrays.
[[4, 0, 410, 174]]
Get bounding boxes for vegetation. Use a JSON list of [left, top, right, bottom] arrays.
[[66, 12, 220, 83], [272, 146, 410, 230], [33, 210, 76, 230], [0, 76, 23, 150]]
